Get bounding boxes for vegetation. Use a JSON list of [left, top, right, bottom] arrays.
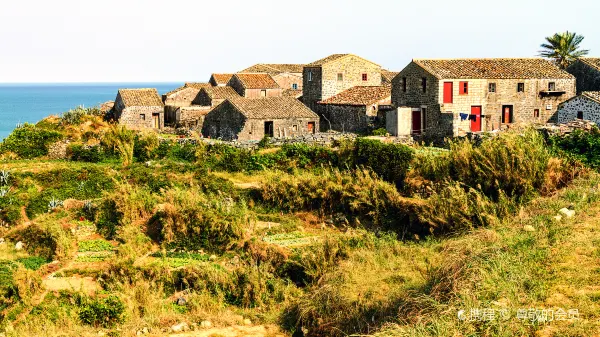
[[0, 110, 599, 336], [539, 31, 589, 69]]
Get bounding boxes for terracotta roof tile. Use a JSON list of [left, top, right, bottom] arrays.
[[227, 97, 318, 119], [118, 88, 163, 107], [583, 91, 600, 104], [211, 74, 234, 85], [414, 58, 574, 79], [164, 83, 211, 97], [382, 70, 399, 84], [234, 73, 280, 89], [201, 86, 240, 100], [307, 54, 350, 66], [239, 64, 305, 74], [318, 85, 391, 106], [580, 58, 600, 72], [282, 89, 303, 98]]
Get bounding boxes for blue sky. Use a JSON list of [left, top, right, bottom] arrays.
[[0, 0, 597, 83]]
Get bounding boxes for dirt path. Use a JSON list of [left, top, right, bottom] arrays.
[[171, 324, 285, 337]]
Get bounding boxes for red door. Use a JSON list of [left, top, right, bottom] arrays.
[[307, 122, 315, 134], [412, 110, 422, 134], [502, 105, 513, 124], [443, 82, 453, 103], [471, 106, 481, 132]]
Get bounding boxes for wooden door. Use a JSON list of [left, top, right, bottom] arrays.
[[152, 113, 160, 128], [443, 82, 453, 103], [307, 122, 315, 134], [412, 110, 422, 134], [502, 105, 513, 124], [471, 106, 482, 132]]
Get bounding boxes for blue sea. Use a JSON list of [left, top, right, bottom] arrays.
[[0, 83, 180, 140]]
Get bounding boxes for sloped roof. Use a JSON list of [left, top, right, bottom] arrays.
[[413, 58, 574, 79], [164, 82, 211, 97], [318, 85, 391, 106], [382, 70, 399, 84], [579, 58, 600, 71], [282, 89, 303, 98], [583, 91, 600, 104], [226, 97, 318, 119], [211, 74, 234, 85], [201, 86, 240, 100], [118, 88, 163, 107], [234, 73, 280, 89], [307, 54, 349, 66], [239, 64, 305, 74]]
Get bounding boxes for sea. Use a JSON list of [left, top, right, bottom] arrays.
[[0, 83, 181, 140]]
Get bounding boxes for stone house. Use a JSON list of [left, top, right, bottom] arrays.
[[111, 88, 164, 129], [382, 70, 399, 85], [317, 85, 392, 133], [228, 73, 283, 98], [209, 74, 234, 87], [558, 91, 600, 124], [202, 97, 319, 141], [194, 86, 241, 107], [239, 64, 304, 91], [567, 58, 600, 94], [162, 83, 212, 106], [389, 58, 576, 137], [302, 54, 382, 112]]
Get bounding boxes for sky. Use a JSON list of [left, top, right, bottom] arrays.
[[0, 0, 597, 83]]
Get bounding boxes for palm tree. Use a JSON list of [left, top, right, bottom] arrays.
[[539, 31, 589, 69]]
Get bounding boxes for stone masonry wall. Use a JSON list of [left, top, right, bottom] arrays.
[[273, 73, 303, 90], [302, 67, 323, 111], [558, 96, 600, 124], [320, 56, 381, 102], [164, 87, 200, 107], [120, 106, 164, 129]]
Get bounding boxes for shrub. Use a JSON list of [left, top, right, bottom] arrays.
[[133, 131, 159, 162], [78, 239, 113, 252], [7, 219, 75, 260], [16, 256, 49, 271], [78, 295, 125, 328], [60, 106, 103, 126], [68, 143, 105, 163], [353, 138, 414, 188], [103, 125, 135, 166], [371, 127, 388, 136], [0, 123, 63, 159], [550, 128, 600, 168]]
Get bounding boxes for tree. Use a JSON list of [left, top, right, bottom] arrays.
[[539, 31, 589, 69]]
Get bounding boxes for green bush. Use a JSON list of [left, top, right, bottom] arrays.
[[371, 128, 388, 136], [78, 239, 113, 252], [78, 295, 125, 327], [550, 128, 600, 168], [60, 106, 103, 125], [133, 131, 159, 162], [353, 138, 414, 188], [68, 143, 105, 163], [16, 256, 49, 271], [0, 124, 63, 158]]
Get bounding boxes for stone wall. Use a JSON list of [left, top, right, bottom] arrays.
[[119, 106, 164, 129], [164, 87, 200, 107], [319, 101, 391, 133], [302, 67, 323, 111], [320, 56, 381, 101], [243, 88, 283, 99], [567, 61, 600, 94], [386, 107, 412, 136], [202, 101, 246, 140], [558, 96, 600, 124], [272, 73, 303, 90]]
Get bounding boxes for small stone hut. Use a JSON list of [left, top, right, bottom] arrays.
[[112, 88, 164, 129]]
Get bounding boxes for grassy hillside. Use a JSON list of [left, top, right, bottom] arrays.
[[0, 108, 598, 336]]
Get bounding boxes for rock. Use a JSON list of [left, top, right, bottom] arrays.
[[176, 297, 187, 306], [200, 320, 212, 328], [553, 215, 563, 221], [15, 241, 23, 250], [243, 318, 252, 326], [231, 255, 240, 265], [523, 225, 535, 232], [559, 208, 575, 218], [171, 322, 188, 333]]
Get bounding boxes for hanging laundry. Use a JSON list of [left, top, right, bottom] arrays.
[[468, 114, 477, 121], [459, 113, 469, 121]]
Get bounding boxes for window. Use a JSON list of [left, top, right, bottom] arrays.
[[534, 109, 540, 118], [292, 83, 298, 90], [402, 77, 407, 92], [140, 114, 145, 120], [362, 73, 368, 81], [422, 107, 427, 130], [260, 90, 267, 97], [488, 83, 496, 93], [459, 81, 468, 95], [308, 71, 313, 82], [337, 73, 343, 81], [548, 82, 556, 91], [422, 78, 427, 93], [517, 83, 525, 92], [292, 125, 298, 132], [577, 111, 584, 120]]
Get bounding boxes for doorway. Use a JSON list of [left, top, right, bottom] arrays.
[[264, 121, 274, 137], [471, 106, 482, 132], [502, 105, 513, 124], [307, 122, 315, 134], [152, 113, 160, 128], [412, 110, 422, 134]]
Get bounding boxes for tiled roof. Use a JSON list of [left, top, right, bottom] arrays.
[[382, 70, 399, 84], [282, 89, 303, 98], [580, 58, 600, 71], [307, 54, 350, 66], [239, 64, 305, 74], [164, 83, 211, 97], [118, 88, 163, 107], [201, 86, 240, 100], [414, 58, 574, 79], [234, 73, 280, 89], [227, 97, 318, 119], [583, 91, 600, 104], [211, 74, 234, 85], [318, 85, 391, 106]]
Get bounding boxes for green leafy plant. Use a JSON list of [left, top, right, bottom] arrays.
[[0, 123, 63, 158], [78, 295, 125, 327]]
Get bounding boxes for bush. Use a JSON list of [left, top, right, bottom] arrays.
[[60, 106, 103, 126], [68, 143, 105, 163], [78, 295, 125, 328], [353, 138, 414, 188], [133, 131, 159, 162], [0, 124, 63, 159], [371, 128, 388, 136], [78, 239, 113, 252], [7, 220, 75, 260], [550, 128, 600, 168], [16, 256, 49, 271]]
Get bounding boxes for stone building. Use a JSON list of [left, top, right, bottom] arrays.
[[558, 91, 600, 124], [202, 97, 319, 141], [382, 70, 399, 85], [194, 86, 241, 107], [567, 58, 600, 94], [389, 58, 576, 137], [228, 73, 283, 98], [317, 85, 392, 133], [239, 64, 304, 91], [162, 83, 211, 106], [302, 54, 382, 112], [111, 88, 164, 129], [209, 74, 234, 87]]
